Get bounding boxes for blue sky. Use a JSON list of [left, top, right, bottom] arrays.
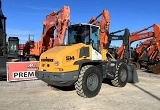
[[2, 0, 160, 47]]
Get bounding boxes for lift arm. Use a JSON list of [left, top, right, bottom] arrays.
[[109, 28, 130, 62]]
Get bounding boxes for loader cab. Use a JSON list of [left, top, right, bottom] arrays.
[[68, 23, 101, 52]]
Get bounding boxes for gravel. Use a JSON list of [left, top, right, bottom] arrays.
[[0, 69, 160, 110]]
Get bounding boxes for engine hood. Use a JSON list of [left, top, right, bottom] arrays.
[[39, 43, 91, 72], [40, 43, 89, 64], [40, 43, 86, 57]]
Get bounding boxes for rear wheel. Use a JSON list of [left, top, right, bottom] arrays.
[[75, 65, 102, 98], [111, 63, 128, 87]]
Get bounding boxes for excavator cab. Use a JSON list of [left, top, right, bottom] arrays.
[[7, 37, 19, 59]]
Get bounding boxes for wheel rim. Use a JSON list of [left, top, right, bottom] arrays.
[[87, 73, 99, 91], [120, 69, 127, 82]]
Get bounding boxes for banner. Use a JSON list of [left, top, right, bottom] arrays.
[[7, 61, 39, 82]]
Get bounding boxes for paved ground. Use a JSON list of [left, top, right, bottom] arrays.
[[0, 69, 160, 110]]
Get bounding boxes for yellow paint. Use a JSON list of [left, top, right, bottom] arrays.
[[38, 43, 92, 73], [38, 43, 114, 73]]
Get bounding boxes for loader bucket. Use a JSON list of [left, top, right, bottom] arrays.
[[148, 63, 160, 74], [127, 65, 139, 83]]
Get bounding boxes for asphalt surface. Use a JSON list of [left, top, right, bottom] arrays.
[[0, 69, 160, 110]]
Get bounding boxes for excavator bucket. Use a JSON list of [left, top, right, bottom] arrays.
[[127, 64, 139, 83], [148, 63, 160, 74]]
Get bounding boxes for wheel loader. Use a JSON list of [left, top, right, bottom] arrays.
[[35, 23, 139, 98]]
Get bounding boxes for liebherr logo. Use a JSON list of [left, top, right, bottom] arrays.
[[28, 63, 37, 68]]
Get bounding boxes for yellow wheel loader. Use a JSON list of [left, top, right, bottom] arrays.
[[35, 23, 139, 98]]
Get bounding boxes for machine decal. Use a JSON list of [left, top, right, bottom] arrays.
[[66, 56, 75, 61], [13, 71, 35, 78], [28, 63, 37, 68]]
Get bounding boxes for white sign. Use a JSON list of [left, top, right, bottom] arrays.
[[13, 71, 35, 78]]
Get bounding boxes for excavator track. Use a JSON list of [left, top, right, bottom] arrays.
[[148, 63, 160, 74]]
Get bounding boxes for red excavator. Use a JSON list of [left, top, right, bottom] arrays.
[[117, 24, 160, 74], [135, 39, 153, 59], [23, 6, 70, 61], [135, 40, 160, 74]]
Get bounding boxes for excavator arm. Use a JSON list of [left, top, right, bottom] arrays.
[[135, 39, 153, 59], [88, 10, 111, 49], [153, 24, 160, 51], [24, 6, 70, 59], [40, 5, 70, 53], [53, 6, 70, 46], [145, 24, 160, 61]]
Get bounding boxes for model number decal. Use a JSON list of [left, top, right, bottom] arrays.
[[66, 56, 75, 61]]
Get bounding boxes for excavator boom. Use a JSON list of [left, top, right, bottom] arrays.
[[54, 6, 70, 46], [40, 5, 70, 52], [154, 24, 160, 50], [136, 39, 152, 58], [24, 6, 70, 60], [88, 10, 111, 49], [130, 32, 154, 43]]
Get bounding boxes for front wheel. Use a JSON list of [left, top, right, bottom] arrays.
[[75, 65, 102, 98], [111, 63, 128, 87]]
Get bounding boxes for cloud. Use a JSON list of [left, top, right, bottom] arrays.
[[6, 28, 42, 43], [21, 12, 44, 16], [19, 6, 59, 16], [11, 5, 59, 16], [7, 28, 31, 36], [25, 6, 58, 11], [6, 28, 34, 43]]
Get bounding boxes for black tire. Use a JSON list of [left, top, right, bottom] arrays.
[[75, 65, 102, 98], [111, 63, 128, 87], [0, 75, 2, 81]]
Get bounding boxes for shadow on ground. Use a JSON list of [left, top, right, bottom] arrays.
[[47, 78, 113, 91], [132, 84, 160, 101], [48, 84, 75, 91]]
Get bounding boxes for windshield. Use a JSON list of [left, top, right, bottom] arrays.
[[68, 25, 90, 45], [9, 43, 18, 51], [91, 26, 100, 52]]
